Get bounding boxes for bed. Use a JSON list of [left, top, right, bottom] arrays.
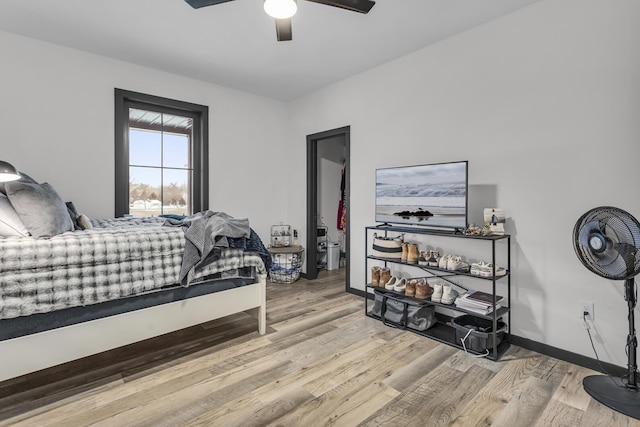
[[0, 212, 270, 383]]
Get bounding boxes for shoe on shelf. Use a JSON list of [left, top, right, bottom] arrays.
[[418, 253, 430, 266], [454, 258, 471, 273], [441, 284, 459, 305], [446, 256, 470, 273], [407, 243, 420, 264], [371, 266, 381, 286], [446, 255, 460, 271], [431, 281, 443, 303], [380, 267, 391, 286], [470, 261, 488, 276], [495, 266, 507, 277], [415, 279, 434, 299], [439, 254, 451, 270], [384, 276, 400, 290], [394, 278, 407, 293], [406, 279, 417, 297], [401, 242, 409, 263], [479, 263, 507, 278], [427, 250, 440, 267]]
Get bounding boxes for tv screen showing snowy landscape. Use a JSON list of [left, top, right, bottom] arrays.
[[375, 161, 468, 229]]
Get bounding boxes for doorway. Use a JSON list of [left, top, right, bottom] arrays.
[[306, 126, 350, 292]]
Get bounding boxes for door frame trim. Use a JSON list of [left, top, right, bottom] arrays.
[[305, 126, 350, 291]]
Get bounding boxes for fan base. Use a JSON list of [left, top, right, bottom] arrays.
[[584, 375, 640, 420]]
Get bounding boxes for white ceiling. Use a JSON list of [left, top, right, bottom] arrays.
[[0, 0, 540, 101]]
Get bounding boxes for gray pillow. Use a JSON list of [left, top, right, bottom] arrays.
[[66, 201, 82, 230], [0, 194, 29, 237], [0, 171, 37, 196], [5, 181, 75, 238]]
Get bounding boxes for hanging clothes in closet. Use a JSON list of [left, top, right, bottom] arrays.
[[337, 162, 346, 230]]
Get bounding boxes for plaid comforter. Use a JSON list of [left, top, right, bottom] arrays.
[[0, 217, 266, 320]]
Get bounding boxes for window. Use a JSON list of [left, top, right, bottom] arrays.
[[115, 89, 208, 217]]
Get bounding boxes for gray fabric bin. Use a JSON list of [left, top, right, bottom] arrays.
[[369, 290, 436, 331], [452, 314, 506, 353]]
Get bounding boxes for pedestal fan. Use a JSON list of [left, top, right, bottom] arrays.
[[573, 206, 640, 419]]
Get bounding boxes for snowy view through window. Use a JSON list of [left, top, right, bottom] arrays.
[[128, 109, 193, 217]]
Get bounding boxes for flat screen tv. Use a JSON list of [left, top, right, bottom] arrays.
[[375, 160, 468, 230]]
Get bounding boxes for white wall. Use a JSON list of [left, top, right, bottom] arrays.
[[317, 137, 345, 244], [286, 0, 640, 366], [0, 31, 289, 240]]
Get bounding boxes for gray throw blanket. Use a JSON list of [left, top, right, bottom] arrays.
[[165, 211, 250, 286]]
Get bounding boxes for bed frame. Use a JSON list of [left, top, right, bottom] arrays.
[[0, 274, 267, 382]]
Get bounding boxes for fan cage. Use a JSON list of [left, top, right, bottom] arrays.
[[573, 206, 640, 280]]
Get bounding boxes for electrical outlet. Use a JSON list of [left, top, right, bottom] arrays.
[[579, 300, 594, 321]]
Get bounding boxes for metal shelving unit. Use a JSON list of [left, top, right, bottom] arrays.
[[364, 224, 511, 361]]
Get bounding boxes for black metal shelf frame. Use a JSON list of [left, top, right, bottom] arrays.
[[364, 311, 511, 360], [364, 225, 511, 361]]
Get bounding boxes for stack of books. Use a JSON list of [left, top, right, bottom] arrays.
[[455, 290, 504, 315]]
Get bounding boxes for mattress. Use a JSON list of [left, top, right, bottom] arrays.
[[0, 276, 259, 341], [0, 217, 266, 320]]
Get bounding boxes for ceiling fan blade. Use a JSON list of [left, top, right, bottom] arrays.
[[184, 0, 235, 9], [305, 0, 375, 14], [275, 18, 293, 42]]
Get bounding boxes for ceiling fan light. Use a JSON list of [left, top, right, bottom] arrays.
[[264, 0, 297, 19]]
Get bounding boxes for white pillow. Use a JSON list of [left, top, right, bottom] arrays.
[[77, 214, 93, 230], [0, 193, 29, 237]]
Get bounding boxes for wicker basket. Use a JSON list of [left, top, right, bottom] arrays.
[[268, 246, 305, 283]]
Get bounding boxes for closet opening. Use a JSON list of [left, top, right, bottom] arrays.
[[305, 126, 350, 292]]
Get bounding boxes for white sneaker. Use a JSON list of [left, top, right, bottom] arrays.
[[470, 261, 488, 276], [431, 281, 443, 303], [458, 262, 470, 273], [439, 254, 451, 270], [385, 276, 399, 290], [495, 266, 507, 277], [447, 255, 461, 271], [393, 278, 407, 293], [447, 256, 471, 273], [441, 284, 459, 305], [479, 264, 507, 278]]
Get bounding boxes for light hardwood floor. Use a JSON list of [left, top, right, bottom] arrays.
[[1, 269, 639, 426]]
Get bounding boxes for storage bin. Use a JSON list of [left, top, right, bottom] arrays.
[[268, 246, 304, 283], [369, 290, 436, 331], [452, 314, 507, 354]]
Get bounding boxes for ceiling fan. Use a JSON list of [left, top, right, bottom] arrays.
[[184, 0, 375, 41]]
